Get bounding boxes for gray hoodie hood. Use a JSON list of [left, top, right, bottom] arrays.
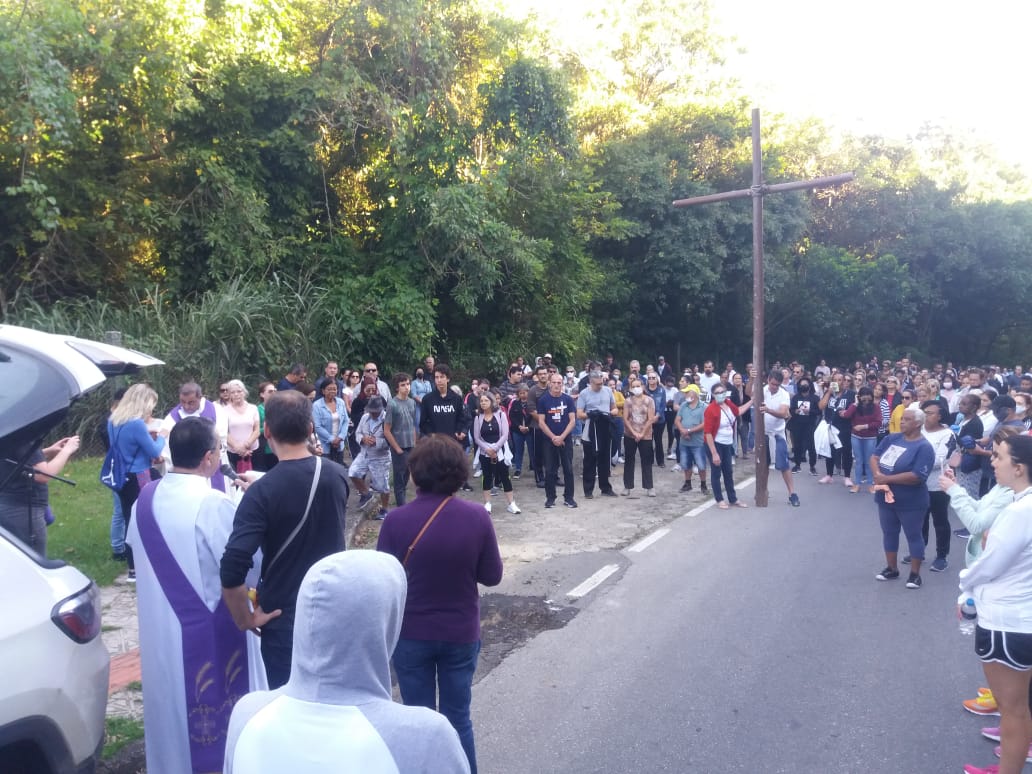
[[286, 549, 406, 705]]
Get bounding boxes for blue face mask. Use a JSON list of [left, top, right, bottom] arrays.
[[713, 392, 727, 402]]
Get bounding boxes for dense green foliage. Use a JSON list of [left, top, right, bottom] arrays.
[[3, 0, 1031, 385]]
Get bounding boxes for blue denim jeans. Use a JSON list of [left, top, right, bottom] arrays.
[[710, 441, 738, 503], [851, 435, 877, 485], [511, 430, 532, 473], [678, 443, 707, 472], [109, 490, 125, 554], [393, 638, 481, 774]]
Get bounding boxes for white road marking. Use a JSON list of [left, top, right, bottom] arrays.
[[566, 564, 620, 598], [683, 476, 756, 517], [627, 528, 671, 553]]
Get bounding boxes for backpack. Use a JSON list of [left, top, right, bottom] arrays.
[[99, 426, 128, 491]]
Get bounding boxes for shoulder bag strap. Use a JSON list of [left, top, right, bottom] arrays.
[[265, 456, 322, 576], [403, 495, 452, 567]]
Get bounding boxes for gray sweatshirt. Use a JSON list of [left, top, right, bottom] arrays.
[[224, 550, 469, 773]]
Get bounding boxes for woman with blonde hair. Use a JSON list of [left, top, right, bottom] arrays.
[[108, 383, 165, 581], [224, 379, 260, 472]]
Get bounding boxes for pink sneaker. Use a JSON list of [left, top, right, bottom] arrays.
[[818, 475, 833, 484], [993, 743, 1032, 763], [962, 764, 999, 774], [981, 727, 1001, 742]]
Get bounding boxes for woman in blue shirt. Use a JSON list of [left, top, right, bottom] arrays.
[[108, 383, 165, 581], [872, 405, 935, 589], [312, 381, 349, 465]]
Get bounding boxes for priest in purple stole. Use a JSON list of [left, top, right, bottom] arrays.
[[159, 382, 230, 493], [127, 416, 266, 774]]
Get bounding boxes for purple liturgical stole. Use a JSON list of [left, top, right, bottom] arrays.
[[135, 481, 248, 774], [171, 401, 227, 492]]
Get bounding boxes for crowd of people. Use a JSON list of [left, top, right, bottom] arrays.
[[7, 347, 1032, 774]]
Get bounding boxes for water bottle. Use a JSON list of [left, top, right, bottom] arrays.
[[958, 595, 977, 636]]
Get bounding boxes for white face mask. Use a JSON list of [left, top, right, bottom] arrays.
[[1017, 405, 1027, 416], [631, 387, 644, 396]]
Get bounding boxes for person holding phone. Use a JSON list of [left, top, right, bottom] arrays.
[[817, 373, 853, 485]]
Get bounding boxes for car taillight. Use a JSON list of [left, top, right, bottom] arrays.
[[51, 583, 102, 643]]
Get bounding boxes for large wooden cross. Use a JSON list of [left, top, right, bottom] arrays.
[[672, 108, 854, 506]]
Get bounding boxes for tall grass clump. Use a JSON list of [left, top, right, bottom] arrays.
[[7, 276, 360, 451]]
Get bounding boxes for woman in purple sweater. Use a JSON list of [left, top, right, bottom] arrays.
[[377, 433, 503, 774]]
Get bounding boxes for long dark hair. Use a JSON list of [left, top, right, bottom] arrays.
[[856, 385, 876, 415]]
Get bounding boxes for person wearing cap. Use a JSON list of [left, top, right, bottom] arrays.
[[675, 385, 708, 493], [349, 395, 391, 518]]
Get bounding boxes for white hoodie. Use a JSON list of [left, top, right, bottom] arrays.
[[224, 550, 469, 774]]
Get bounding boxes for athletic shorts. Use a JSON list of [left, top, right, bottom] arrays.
[[975, 625, 1032, 671]]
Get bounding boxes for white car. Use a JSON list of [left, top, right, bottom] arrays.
[[0, 325, 162, 773]]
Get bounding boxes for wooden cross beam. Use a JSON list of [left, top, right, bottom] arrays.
[[672, 108, 854, 507]]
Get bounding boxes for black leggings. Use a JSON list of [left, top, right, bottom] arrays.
[[824, 429, 853, 478], [117, 473, 142, 571], [922, 490, 951, 560], [481, 457, 512, 493]]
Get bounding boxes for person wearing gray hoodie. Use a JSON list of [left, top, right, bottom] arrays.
[[223, 550, 469, 774]]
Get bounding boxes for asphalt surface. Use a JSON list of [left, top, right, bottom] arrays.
[[473, 469, 996, 773]]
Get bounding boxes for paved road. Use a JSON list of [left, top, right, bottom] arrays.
[[473, 470, 995, 773]]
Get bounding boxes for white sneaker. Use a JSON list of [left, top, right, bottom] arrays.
[[611, 457, 620, 466], [671, 464, 682, 472], [473, 468, 482, 478], [484, 502, 492, 513], [618, 456, 625, 463], [843, 478, 855, 487], [506, 501, 521, 514], [646, 488, 657, 497], [667, 452, 676, 460]]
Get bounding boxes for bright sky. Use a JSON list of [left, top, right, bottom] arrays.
[[714, 0, 1032, 171], [505, 0, 1032, 173]]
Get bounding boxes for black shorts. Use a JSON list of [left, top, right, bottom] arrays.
[[975, 625, 1032, 671]]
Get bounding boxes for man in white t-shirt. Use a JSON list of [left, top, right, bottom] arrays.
[[698, 361, 722, 403], [755, 369, 800, 507]]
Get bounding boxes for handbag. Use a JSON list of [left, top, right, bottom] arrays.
[[100, 427, 127, 491], [960, 451, 981, 474]]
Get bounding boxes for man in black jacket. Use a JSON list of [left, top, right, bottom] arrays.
[[418, 364, 473, 491]]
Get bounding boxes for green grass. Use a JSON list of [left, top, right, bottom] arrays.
[[46, 457, 125, 587], [102, 716, 144, 759]]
